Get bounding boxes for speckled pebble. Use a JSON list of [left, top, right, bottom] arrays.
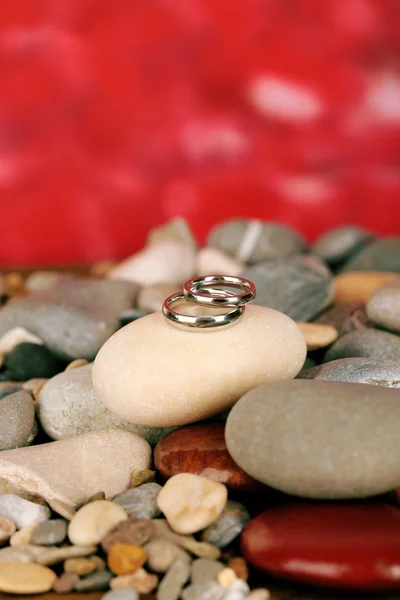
[[101, 518, 154, 553], [0, 518, 16, 545], [157, 558, 191, 600], [52, 572, 80, 594], [112, 483, 162, 519], [0, 495, 50, 529], [31, 519, 67, 546], [64, 557, 96, 576], [366, 277, 400, 333], [0, 390, 35, 451], [323, 329, 400, 362], [191, 558, 224, 584], [298, 358, 400, 388], [68, 500, 128, 546], [74, 570, 113, 592], [201, 501, 250, 549], [144, 539, 190, 573]]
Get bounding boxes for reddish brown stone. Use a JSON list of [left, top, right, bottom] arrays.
[[241, 503, 400, 590], [154, 422, 264, 492]]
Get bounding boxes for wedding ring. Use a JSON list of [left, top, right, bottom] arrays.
[[183, 275, 256, 307], [162, 292, 244, 330]]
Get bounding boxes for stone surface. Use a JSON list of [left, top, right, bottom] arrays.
[[107, 543, 146, 575], [157, 558, 191, 600], [313, 302, 370, 336], [0, 430, 151, 514], [0, 390, 35, 450], [110, 568, 158, 593], [103, 589, 139, 600], [147, 217, 197, 251], [37, 364, 174, 446], [0, 278, 139, 361], [313, 226, 373, 265], [68, 500, 128, 545], [0, 517, 16, 545], [9, 525, 36, 546], [224, 579, 250, 599], [74, 570, 113, 591], [341, 237, 400, 272], [0, 495, 50, 529], [334, 271, 397, 303], [36, 545, 97, 566], [297, 322, 338, 351], [0, 382, 23, 399], [191, 558, 224, 584], [64, 557, 96, 575], [241, 503, 400, 589], [25, 271, 67, 293], [152, 519, 221, 559], [144, 539, 190, 573], [242, 255, 335, 321], [196, 248, 244, 277], [217, 567, 237, 587], [226, 379, 400, 499], [323, 329, 400, 362], [31, 519, 67, 546], [154, 422, 264, 492], [93, 305, 306, 427], [181, 581, 226, 600], [101, 518, 154, 552], [208, 219, 306, 264], [137, 283, 178, 313], [247, 590, 271, 600], [201, 501, 250, 549], [52, 572, 80, 594], [367, 277, 400, 333], [0, 327, 44, 354], [109, 240, 196, 286], [0, 561, 56, 593], [157, 474, 228, 534], [65, 357, 89, 371], [298, 358, 400, 388], [112, 483, 162, 519]]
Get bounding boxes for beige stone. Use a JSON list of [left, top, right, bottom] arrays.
[[152, 519, 221, 559], [25, 271, 65, 292], [10, 525, 37, 546], [144, 539, 190, 573], [68, 500, 128, 545], [110, 567, 158, 593], [247, 589, 271, 600], [196, 247, 244, 276], [0, 431, 151, 514], [0, 561, 56, 593], [64, 557, 96, 575], [297, 322, 338, 351], [157, 474, 228, 534], [137, 283, 178, 313], [334, 271, 396, 303], [93, 305, 306, 427], [0, 517, 16, 545], [147, 217, 197, 250], [36, 545, 97, 566], [65, 358, 89, 371], [217, 568, 237, 587], [0, 327, 44, 354]]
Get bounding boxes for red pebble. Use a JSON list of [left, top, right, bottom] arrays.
[[241, 502, 400, 589]]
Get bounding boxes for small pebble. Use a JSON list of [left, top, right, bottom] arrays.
[[3, 342, 65, 381], [31, 519, 67, 546], [110, 567, 158, 593], [0, 382, 23, 399], [68, 500, 128, 546], [201, 501, 250, 549], [181, 581, 226, 600], [102, 589, 138, 600], [91, 555, 107, 571], [144, 539, 190, 573], [341, 237, 400, 272], [52, 572, 80, 594], [334, 271, 396, 303], [0, 544, 45, 563], [323, 329, 400, 362], [223, 579, 250, 599], [0, 494, 50, 529], [0, 561, 56, 593], [298, 357, 400, 388], [74, 570, 113, 592], [313, 225, 373, 266], [112, 483, 162, 519], [128, 469, 157, 488], [366, 276, 400, 333], [25, 271, 66, 292], [157, 558, 191, 600], [297, 322, 338, 350], [65, 358, 89, 371], [10, 525, 37, 546], [191, 558, 224, 584], [64, 557, 97, 575], [314, 302, 370, 336], [196, 248, 244, 276], [247, 589, 271, 600], [217, 567, 237, 587], [0, 327, 44, 354], [85, 490, 106, 504], [0, 390, 35, 451], [157, 473, 228, 534], [107, 543, 146, 575], [101, 517, 154, 552], [0, 518, 16, 545], [152, 519, 221, 559], [147, 217, 197, 250], [227, 557, 249, 581], [37, 545, 97, 566]]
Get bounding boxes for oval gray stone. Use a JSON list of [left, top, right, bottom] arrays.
[[298, 358, 400, 388], [0, 494, 50, 529], [226, 379, 400, 499], [242, 255, 335, 321], [74, 570, 113, 592], [112, 482, 162, 519], [366, 277, 400, 333], [31, 519, 67, 546], [207, 219, 306, 264], [313, 226, 373, 265], [191, 559, 224, 585], [37, 364, 174, 446], [0, 390, 34, 450], [323, 329, 400, 362], [340, 237, 400, 272]]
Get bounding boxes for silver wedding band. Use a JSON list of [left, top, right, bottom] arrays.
[[162, 275, 256, 331]]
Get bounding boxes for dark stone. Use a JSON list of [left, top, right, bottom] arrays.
[[323, 329, 400, 363], [313, 302, 370, 336], [3, 343, 65, 381], [313, 226, 374, 266], [298, 358, 400, 388], [341, 237, 400, 272]]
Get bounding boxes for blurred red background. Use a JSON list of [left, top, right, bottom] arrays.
[[0, 0, 399, 266]]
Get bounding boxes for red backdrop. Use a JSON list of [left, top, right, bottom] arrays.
[[0, 0, 399, 266]]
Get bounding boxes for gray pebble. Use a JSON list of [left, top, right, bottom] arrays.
[[157, 558, 190, 600], [144, 539, 191, 573], [366, 277, 400, 333], [226, 379, 400, 499], [102, 590, 138, 600], [74, 570, 113, 592], [341, 237, 400, 272], [181, 581, 226, 600], [0, 278, 140, 361], [242, 255, 335, 321], [313, 302, 370, 337], [201, 501, 250, 549], [112, 482, 162, 519], [191, 558, 224, 584], [207, 219, 306, 264], [0, 390, 34, 450], [31, 518, 67, 546], [0, 494, 50, 529], [313, 226, 373, 265], [37, 364, 174, 446], [0, 544, 47, 563], [323, 329, 400, 362], [298, 358, 400, 388], [37, 544, 97, 566]]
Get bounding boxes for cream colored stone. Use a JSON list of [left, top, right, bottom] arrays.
[[0, 431, 151, 513], [137, 283, 178, 313], [65, 358, 89, 371], [0, 327, 44, 354], [10, 525, 37, 546], [25, 271, 65, 292], [0, 561, 56, 593], [157, 474, 228, 535], [217, 568, 237, 587], [64, 557, 96, 575], [108, 240, 196, 286], [0, 517, 16, 545], [68, 500, 128, 545], [152, 520, 221, 559], [148, 217, 197, 250], [196, 248, 244, 276], [297, 322, 338, 351], [144, 539, 190, 573], [93, 305, 306, 427], [247, 589, 271, 600]]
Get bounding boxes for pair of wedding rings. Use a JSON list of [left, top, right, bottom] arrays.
[[162, 275, 256, 330]]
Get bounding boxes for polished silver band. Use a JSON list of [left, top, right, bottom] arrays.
[[162, 292, 244, 330]]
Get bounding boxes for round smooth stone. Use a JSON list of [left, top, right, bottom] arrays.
[[144, 540, 190, 574], [154, 422, 265, 492], [313, 302, 370, 336], [101, 517, 154, 552], [334, 272, 397, 303], [74, 570, 113, 592], [341, 237, 400, 272], [298, 358, 400, 388], [107, 543, 146, 575], [112, 483, 162, 519], [313, 226, 373, 265], [367, 277, 400, 333], [196, 248, 244, 277], [207, 219, 306, 264], [157, 474, 228, 534], [191, 558, 224, 585], [31, 519, 67, 546], [0, 390, 35, 450], [68, 500, 128, 546], [323, 329, 400, 362], [0, 495, 50, 529], [242, 255, 335, 322], [297, 323, 338, 351], [0, 561, 56, 593], [241, 503, 400, 589], [0, 383, 23, 400], [3, 343, 64, 381], [226, 379, 400, 499], [93, 305, 306, 428]]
